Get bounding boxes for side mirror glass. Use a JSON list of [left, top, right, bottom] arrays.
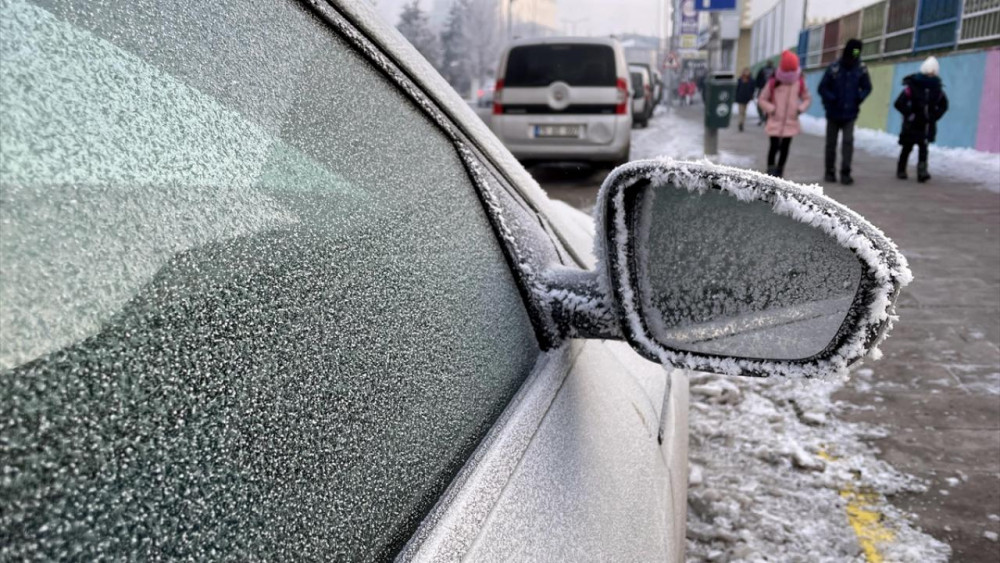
[[596, 160, 912, 377]]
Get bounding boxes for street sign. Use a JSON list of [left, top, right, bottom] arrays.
[[695, 0, 737, 10], [680, 0, 699, 52]]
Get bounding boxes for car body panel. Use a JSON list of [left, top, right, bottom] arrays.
[[401, 340, 688, 563]]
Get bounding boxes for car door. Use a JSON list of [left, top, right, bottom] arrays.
[[0, 0, 685, 560], [0, 0, 546, 558]]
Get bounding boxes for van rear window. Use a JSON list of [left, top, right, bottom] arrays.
[[504, 44, 616, 87]]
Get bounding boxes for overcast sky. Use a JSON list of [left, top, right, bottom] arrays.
[[373, 0, 872, 38]]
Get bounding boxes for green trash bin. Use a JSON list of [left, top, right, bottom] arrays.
[[704, 73, 737, 129]]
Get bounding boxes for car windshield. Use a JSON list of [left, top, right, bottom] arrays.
[[504, 44, 616, 87]]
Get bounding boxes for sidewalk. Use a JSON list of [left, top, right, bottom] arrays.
[[703, 105, 1000, 561]]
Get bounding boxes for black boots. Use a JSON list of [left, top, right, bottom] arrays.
[[917, 162, 931, 183], [897, 159, 908, 179], [767, 166, 781, 177], [824, 170, 837, 182], [840, 171, 854, 185]]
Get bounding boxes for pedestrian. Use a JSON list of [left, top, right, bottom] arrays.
[[818, 38, 872, 185], [681, 78, 696, 105], [735, 67, 755, 132], [757, 50, 811, 178], [754, 60, 774, 125], [894, 56, 948, 182]]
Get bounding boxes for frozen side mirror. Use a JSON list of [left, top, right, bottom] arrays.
[[593, 160, 912, 377]]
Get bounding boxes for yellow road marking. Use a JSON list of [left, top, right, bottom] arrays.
[[818, 449, 896, 563]]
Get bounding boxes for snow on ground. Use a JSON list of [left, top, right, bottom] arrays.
[[799, 114, 1000, 193], [631, 106, 754, 168], [685, 370, 951, 563]]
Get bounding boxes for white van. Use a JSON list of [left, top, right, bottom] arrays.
[[491, 37, 632, 167]]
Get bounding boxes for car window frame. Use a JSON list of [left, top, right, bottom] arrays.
[[303, 0, 578, 350]]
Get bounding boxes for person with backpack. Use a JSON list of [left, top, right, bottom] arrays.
[[735, 67, 756, 132], [818, 38, 872, 185], [757, 51, 811, 178], [754, 60, 774, 125], [894, 56, 948, 182]]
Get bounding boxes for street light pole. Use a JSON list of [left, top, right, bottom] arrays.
[[507, 0, 516, 40], [704, 10, 721, 156]]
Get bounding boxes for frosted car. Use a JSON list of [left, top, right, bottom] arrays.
[[0, 1, 910, 561], [490, 36, 633, 167]]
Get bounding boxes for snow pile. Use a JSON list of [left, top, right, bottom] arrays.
[[632, 107, 754, 168], [686, 370, 951, 562], [799, 114, 1000, 193]]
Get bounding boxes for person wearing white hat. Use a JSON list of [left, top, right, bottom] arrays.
[[894, 56, 949, 182]]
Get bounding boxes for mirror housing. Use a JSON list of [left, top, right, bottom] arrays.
[[583, 160, 911, 377]]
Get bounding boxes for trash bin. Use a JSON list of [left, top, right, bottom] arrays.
[[704, 73, 737, 129]]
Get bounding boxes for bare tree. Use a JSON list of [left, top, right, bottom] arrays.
[[463, 0, 502, 92], [397, 1, 442, 70], [441, 0, 473, 95]]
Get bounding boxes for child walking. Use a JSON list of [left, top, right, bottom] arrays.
[[757, 51, 811, 178], [894, 56, 948, 182]]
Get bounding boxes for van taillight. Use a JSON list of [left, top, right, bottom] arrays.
[[615, 78, 628, 115], [492, 79, 504, 115]]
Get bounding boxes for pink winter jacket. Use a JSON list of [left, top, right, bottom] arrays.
[[758, 73, 811, 138]]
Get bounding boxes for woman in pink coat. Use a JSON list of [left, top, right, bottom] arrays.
[[757, 50, 811, 177]]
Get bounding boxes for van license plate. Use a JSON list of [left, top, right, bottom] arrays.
[[534, 125, 581, 138]]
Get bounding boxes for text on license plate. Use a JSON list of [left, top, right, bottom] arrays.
[[533, 124, 582, 138]]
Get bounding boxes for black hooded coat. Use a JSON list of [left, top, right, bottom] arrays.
[[894, 73, 948, 144], [818, 39, 873, 121]]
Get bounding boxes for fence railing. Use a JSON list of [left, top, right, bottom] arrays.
[[796, 0, 1000, 69]]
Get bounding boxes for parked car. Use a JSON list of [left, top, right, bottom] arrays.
[[629, 64, 653, 128], [0, 1, 910, 561], [629, 62, 660, 112], [490, 36, 633, 167], [652, 69, 665, 105], [476, 85, 494, 108]]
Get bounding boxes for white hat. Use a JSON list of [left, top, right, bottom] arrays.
[[920, 56, 940, 76]]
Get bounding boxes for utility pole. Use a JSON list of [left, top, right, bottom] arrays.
[[507, 0, 517, 40], [704, 10, 721, 156]]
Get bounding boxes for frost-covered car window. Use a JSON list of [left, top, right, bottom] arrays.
[[0, 0, 539, 559]]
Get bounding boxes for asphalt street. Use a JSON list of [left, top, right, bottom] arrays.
[[529, 104, 1000, 561]]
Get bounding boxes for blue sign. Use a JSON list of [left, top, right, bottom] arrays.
[[695, 0, 737, 10]]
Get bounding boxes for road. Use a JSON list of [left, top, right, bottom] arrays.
[[526, 104, 1000, 561]]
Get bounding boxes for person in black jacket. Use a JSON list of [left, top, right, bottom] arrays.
[[818, 39, 872, 185], [894, 56, 948, 182], [735, 68, 756, 132], [753, 60, 774, 125]]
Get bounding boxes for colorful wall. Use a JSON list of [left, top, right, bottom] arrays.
[[803, 47, 999, 153]]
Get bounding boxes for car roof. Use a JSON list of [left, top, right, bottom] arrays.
[[506, 36, 622, 49], [628, 65, 650, 77]]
